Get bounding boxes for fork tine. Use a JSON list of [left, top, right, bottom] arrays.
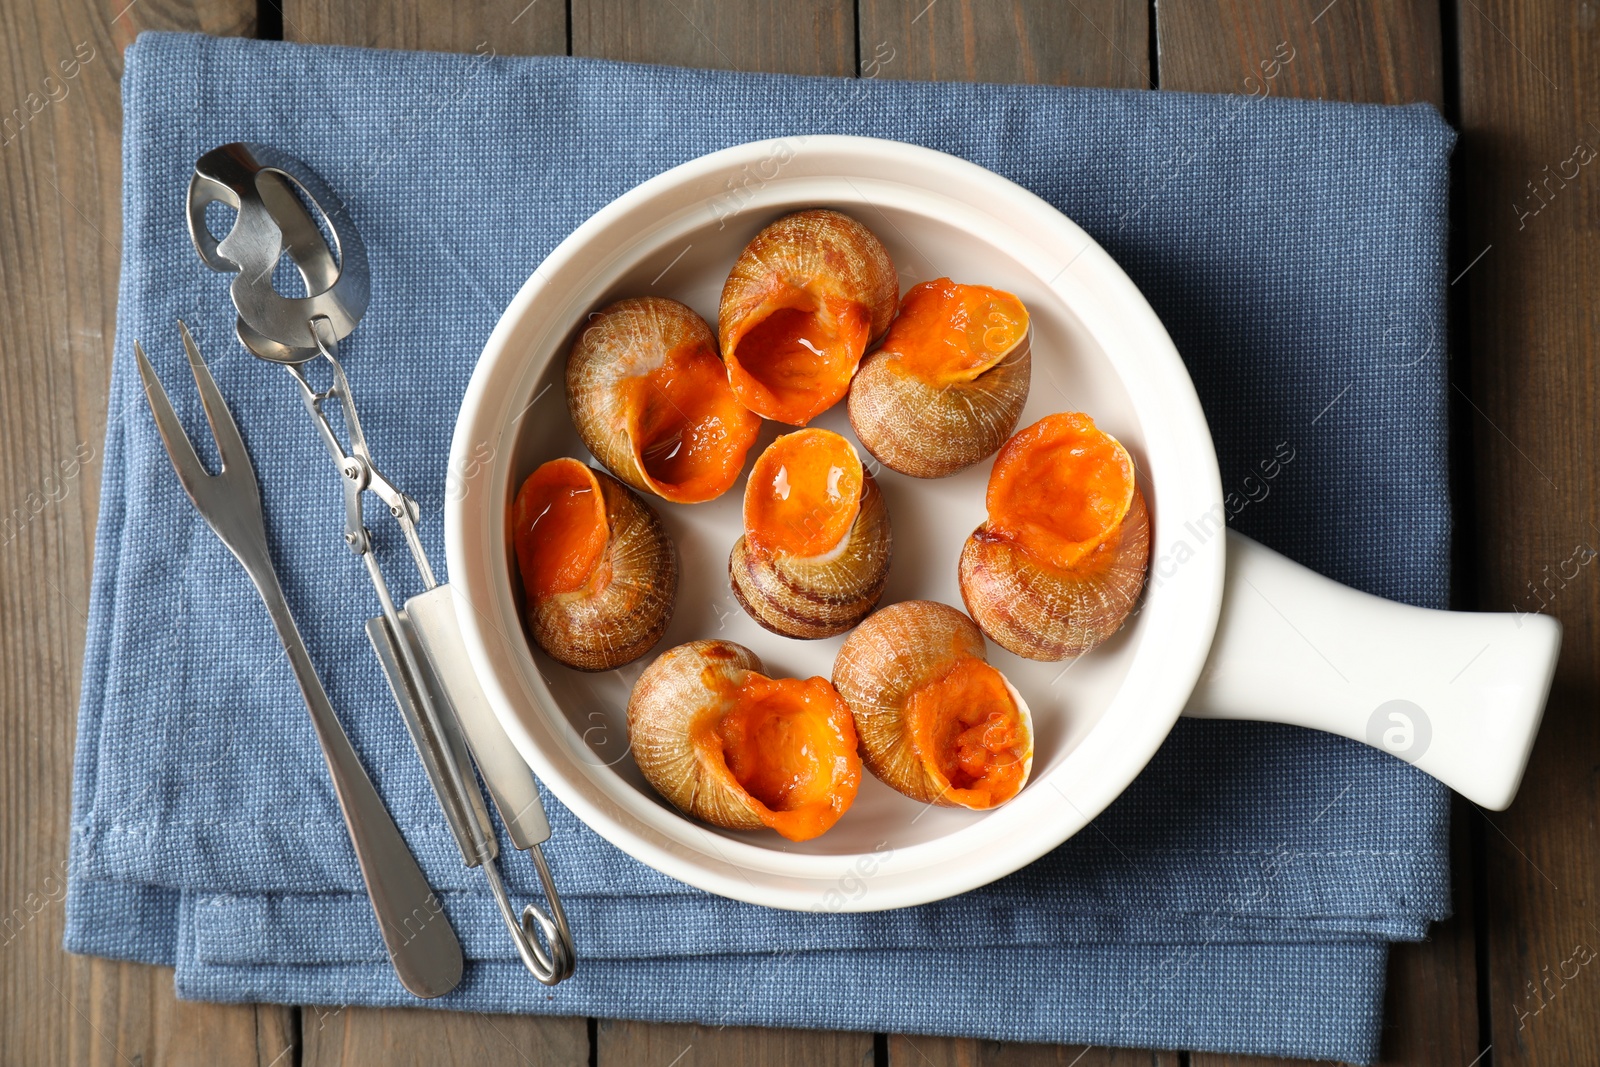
[[133, 340, 211, 497], [178, 319, 254, 480]]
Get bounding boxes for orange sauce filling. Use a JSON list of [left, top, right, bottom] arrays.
[[703, 672, 862, 842], [630, 337, 763, 503], [878, 278, 1028, 384], [727, 287, 873, 425], [512, 458, 609, 602], [905, 655, 1029, 809], [985, 412, 1136, 571], [742, 429, 864, 558]]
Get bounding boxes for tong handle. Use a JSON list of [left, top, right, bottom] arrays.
[[367, 613, 494, 863], [407, 586, 551, 848], [367, 586, 575, 984], [405, 588, 573, 984]]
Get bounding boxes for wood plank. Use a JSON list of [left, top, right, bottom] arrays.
[[1453, 0, 1600, 1064], [598, 1019, 873, 1066], [280, 0, 566, 56], [1157, 0, 1442, 105], [59, 960, 295, 1066], [571, 0, 856, 77], [135, 979, 298, 1067], [0, 0, 291, 1062], [303, 1005, 589, 1066], [888, 1036, 1177, 1066], [859, 0, 1149, 89], [1164, 4, 1475, 1066]]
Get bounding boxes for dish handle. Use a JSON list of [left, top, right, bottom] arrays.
[[1182, 531, 1562, 810]]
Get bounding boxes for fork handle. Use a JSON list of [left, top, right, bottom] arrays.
[[248, 566, 465, 998]]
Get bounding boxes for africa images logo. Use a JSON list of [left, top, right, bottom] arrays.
[[1365, 699, 1431, 764]]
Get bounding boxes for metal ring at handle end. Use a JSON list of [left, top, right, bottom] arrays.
[[483, 847, 576, 985]]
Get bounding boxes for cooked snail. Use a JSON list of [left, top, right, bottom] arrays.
[[729, 428, 891, 639], [511, 458, 677, 671], [849, 278, 1031, 478], [958, 413, 1150, 660], [832, 600, 1033, 810], [718, 209, 898, 425], [567, 296, 762, 503], [627, 640, 862, 842]]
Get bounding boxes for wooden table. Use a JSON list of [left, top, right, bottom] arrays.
[[2, 1, 1594, 1063]]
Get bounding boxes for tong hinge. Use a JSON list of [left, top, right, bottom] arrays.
[[287, 327, 433, 587]]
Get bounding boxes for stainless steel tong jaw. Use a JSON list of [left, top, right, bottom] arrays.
[[188, 141, 369, 363]]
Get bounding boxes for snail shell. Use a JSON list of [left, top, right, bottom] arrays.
[[512, 458, 677, 672], [627, 640, 862, 842], [729, 429, 891, 640], [958, 413, 1151, 660], [849, 279, 1032, 478], [567, 296, 762, 503], [718, 209, 898, 426], [832, 601, 1034, 809]]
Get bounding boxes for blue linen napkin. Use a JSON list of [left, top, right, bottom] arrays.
[[66, 31, 1457, 1065]]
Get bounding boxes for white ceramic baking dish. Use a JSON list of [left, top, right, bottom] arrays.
[[435, 137, 1560, 912]]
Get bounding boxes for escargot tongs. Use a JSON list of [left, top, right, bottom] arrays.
[[184, 142, 575, 986]]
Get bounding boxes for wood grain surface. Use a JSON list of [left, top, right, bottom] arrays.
[[888, 1036, 1178, 1066], [858, 0, 1150, 88], [572, 0, 856, 76], [1156, 0, 1443, 105], [301, 1005, 588, 1066], [1455, 1, 1600, 1065], [2, 0, 1594, 1064], [281, 0, 567, 56], [598, 1019, 875, 1067]]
